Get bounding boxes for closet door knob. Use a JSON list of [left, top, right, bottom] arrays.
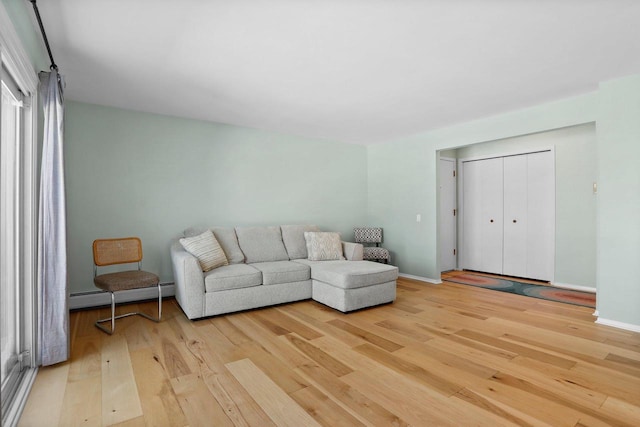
[[513, 219, 517, 223], [490, 219, 494, 223]]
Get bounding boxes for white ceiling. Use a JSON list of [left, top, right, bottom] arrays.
[[34, 0, 640, 144]]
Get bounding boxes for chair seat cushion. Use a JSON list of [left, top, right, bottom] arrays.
[[363, 247, 390, 260], [204, 264, 262, 292], [249, 261, 311, 285], [94, 270, 159, 292]]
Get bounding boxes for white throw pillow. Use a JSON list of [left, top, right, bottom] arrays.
[[180, 230, 228, 272], [304, 231, 344, 261]]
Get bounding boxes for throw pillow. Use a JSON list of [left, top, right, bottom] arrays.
[[184, 226, 245, 264], [180, 230, 228, 272], [304, 231, 344, 261]]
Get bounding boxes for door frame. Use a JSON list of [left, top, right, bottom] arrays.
[[457, 147, 556, 281]]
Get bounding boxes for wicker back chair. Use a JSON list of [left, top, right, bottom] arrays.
[[93, 237, 161, 334]]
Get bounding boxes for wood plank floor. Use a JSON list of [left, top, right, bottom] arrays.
[[19, 272, 640, 426]]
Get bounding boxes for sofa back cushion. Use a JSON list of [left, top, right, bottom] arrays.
[[235, 226, 289, 263], [184, 226, 245, 264], [281, 225, 320, 259]]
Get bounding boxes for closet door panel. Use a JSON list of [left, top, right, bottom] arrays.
[[527, 151, 555, 281], [503, 155, 527, 277], [462, 161, 483, 271], [479, 157, 503, 274]]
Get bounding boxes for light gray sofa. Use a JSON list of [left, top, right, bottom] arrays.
[[170, 225, 398, 319]]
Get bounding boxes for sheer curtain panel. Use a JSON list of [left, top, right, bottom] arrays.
[[38, 70, 68, 366]]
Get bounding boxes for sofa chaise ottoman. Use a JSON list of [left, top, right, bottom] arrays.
[[295, 259, 398, 312], [170, 224, 398, 319]]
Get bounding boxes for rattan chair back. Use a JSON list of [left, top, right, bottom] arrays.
[[93, 237, 143, 267]]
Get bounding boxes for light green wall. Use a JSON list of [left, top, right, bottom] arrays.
[[367, 93, 597, 281], [596, 74, 640, 326], [454, 124, 597, 289], [1, 0, 48, 71], [65, 101, 368, 294], [368, 139, 435, 275]]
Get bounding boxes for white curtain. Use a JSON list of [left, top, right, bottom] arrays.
[[38, 69, 68, 366]]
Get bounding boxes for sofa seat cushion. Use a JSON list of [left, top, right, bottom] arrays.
[[294, 259, 398, 289], [204, 264, 262, 292], [250, 261, 311, 285]]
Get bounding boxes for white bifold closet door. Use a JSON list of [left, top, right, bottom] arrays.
[[503, 155, 528, 277], [525, 151, 555, 280], [463, 151, 554, 281], [463, 157, 504, 275]]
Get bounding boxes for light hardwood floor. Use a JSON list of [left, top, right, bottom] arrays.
[[19, 272, 640, 426]]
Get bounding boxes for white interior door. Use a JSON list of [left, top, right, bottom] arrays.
[[503, 155, 528, 277], [439, 158, 457, 271]]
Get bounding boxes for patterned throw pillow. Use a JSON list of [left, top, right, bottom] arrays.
[[180, 230, 229, 272], [304, 232, 344, 261]]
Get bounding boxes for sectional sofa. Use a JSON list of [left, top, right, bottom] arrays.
[[170, 225, 398, 319]]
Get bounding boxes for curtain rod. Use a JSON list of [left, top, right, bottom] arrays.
[[29, 0, 57, 71]]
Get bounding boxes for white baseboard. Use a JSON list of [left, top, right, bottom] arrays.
[[552, 282, 596, 294], [595, 317, 640, 333], [398, 273, 442, 284], [69, 283, 175, 310]]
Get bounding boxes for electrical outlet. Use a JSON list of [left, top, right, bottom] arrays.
[[416, 214, 421, 222]]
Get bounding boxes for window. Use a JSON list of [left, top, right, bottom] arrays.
[[1, 4, 39, 425], [1, 65, 23, 416]]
